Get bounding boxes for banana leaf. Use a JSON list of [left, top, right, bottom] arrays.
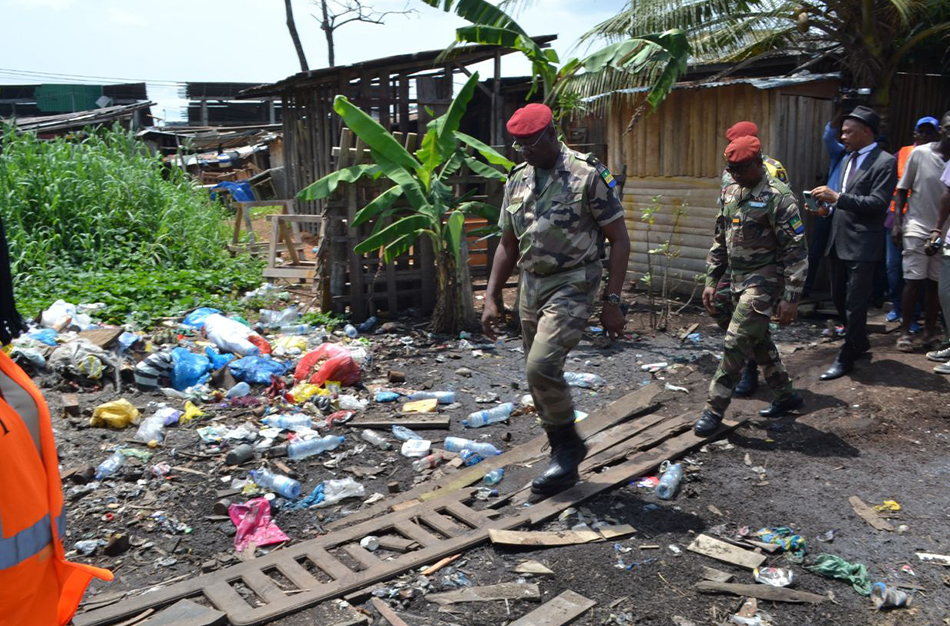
[[455, 132, 515, 170], [351, 186, 404, 228], [445, 210, 466, 264], [297, 164, 380, 201], [333, 96, 422, 174], [354, 214, 431, 255], [462, 154, 507, 181]]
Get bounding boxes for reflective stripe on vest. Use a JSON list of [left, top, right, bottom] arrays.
[[0, 511, 65, 570]]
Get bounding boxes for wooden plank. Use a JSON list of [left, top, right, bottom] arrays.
[[701, 566, 734, 583], [442, 500, 491, 529], [376, 536, 417, 552], [203, 582, 251, 613], [489, 529, 603, 547], [242, 570, 286, 604], [507, 590, 596, 626], [849, 496, 895, 531], [139, 599, 226, 626], [686, 535, 767, 570], [694, 581, 828, 604], [306, 547, 354, 581], [346, 416, 450, 430], [513, 560, 555, 576], [275, 559, 321, 590], [342, 544, 382, 571], [598, 525, 637, 540], [262, 267, 317, 280], [371, 598, 410, 626], [393, 520, 442, 548], [426, 583, 541, 605], [421, 512, 468, 538], [420, 553, 462, 576]]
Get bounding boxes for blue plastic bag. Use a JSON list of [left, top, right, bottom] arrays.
[[229, 356, 290, 384], [26, 328, 59, 346], [181, 307, 222, 330], [170, 347, 212, 391], [205, 346, 235, 371]]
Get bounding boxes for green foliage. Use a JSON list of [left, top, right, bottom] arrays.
[[1, 124, 263, 326], [299, 309, 344, 330]]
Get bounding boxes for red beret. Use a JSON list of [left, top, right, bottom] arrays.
[[506, 103, 553, 138], [725, 121, 759, 142], [724, 136, 762, 163]]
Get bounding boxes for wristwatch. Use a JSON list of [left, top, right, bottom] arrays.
[[603, 292, 622, 307]]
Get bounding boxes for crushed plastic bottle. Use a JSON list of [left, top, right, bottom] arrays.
[[407, 391, 457, 404], [459, 450, 484, 466], [444, 437, 502, 457], [320, 477, 365, 506], [358, 316, 377, 332], [483, 468, 505, 486], [344, 324, 358, 338], [361, 429, 392, 450], [563, 372, 607, 389], [95, 451, 126, 480], [279, 324, 311, 335], [134, 416, 166, 446], [412, 453, 445, 472], [655, 460, 683, 500], [287, 435, 345, 460], [870, 582, 912, 609], [262, 414, 313, 431], [226, 381, 251, 398], [391, 424, 422, 441], [250, 468, 301, 499], [753, 567, 795, 587], [259, 306, 299, 327], [400, 439, 431, 458], [463, 403, 514, 428]]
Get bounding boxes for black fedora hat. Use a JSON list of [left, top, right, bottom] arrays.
[[844, 105, 881, 135]]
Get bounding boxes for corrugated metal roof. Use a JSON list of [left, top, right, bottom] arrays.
[[587, 71, 841, 102]]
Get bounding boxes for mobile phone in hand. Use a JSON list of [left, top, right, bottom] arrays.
[[803, 190, 819, 212]]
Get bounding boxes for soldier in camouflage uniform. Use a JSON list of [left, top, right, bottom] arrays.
[[694, 135, 808, 437], [482, 103, 631, 495], [712, 121, 790, 398]]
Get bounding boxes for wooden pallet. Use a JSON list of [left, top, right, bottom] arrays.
[[75, 394, 747, 626]]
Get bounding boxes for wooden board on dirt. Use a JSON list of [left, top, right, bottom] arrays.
[[506, 590, 596, 626], [694, 581, 828, 604], [513, 560, 555, 576], [79, 328, 124, 349], [849, 496, 895, 531], [371, 598, 410, 626], [489, 528, 603, 547], [139, 599, 226, 626], [427, 583, 541, 605], [687, 535, 767, 570], [700, 566, 734, 583]]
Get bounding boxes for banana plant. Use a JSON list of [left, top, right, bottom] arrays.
[[298, 71, 513, 333]]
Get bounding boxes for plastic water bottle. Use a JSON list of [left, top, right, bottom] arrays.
[[563, 372, 607, 388], [483, 468, 505, 486], [95, 451, 126, 480], [376, 391, 400, 403], [444, 436, 502, 456], [655, 460, 683, 500], [250, 468, 301, 499], [135, 416, 166, 445], [358, 316, 377, 332], [412, 453, 445, 472], [392, 424, 422, 441], [407, 391, 457, 404], [459, 450, 484, 466], [463, 403, 514, 428], [344, 324, 358, 338], [361, 429, 392, 450], [226, 381, 251, 398], [279, 324, 311, 335], [262, 414, 313, 431], [287, 435, 345, 460]]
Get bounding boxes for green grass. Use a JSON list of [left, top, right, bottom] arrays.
[[1, 124, 264, 327]]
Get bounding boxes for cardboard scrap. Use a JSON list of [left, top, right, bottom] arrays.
[[427, 582, 541, 605], [849, 496, 894, 531], [79, 327, 124, 349], [686, 534, 767, 570], [507, 590, 596, 626]]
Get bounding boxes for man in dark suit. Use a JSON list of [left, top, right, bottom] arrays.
[[811, 106, 898, 380]]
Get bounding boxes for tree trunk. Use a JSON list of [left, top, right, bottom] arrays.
[[321, 0, 336, 67], [284, 0, 309, 72], [431, 250, 462, 335]]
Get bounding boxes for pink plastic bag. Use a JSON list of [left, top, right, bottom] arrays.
[[228, 497, 289, 552], [294, 344, 361, 387]]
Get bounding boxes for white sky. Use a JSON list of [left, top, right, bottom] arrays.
[[0, 0, 627, 123]]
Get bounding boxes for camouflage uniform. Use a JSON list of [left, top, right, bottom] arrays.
[[705, 173, 808, 415], [499, 144, 624, 427], [713, 154, 789, 326]]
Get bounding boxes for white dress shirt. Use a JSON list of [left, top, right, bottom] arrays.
[[840, 142, 877, 192]]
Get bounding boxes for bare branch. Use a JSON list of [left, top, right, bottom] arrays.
[[311, 0, 416, 67]]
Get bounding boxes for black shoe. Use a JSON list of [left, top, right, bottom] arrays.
[[819, 359, 853, 381], [733, 360, 759, 397], [759, 392, 804, 418], [531, 424, 588, 496], [694, 409, 724, 437]]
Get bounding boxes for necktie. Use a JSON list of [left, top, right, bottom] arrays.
[[841, 152, 855, 192]]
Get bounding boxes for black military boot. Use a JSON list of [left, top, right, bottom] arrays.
[[694, 409, 724, 437], [733, 359, 759, 397], [530, 424, 588, 496]]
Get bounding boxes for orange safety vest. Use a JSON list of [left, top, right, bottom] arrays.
[[0, 351, 112, 626], [889, 144, 914, 214]]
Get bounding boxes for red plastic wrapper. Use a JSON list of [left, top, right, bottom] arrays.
[[247, 334, 272, 355], [294, 344, 361, 387]]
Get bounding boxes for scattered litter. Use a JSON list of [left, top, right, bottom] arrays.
[[753, 567, 795, 587], [229, 497, 289, 552], [664, 382, 688, 393], [807, 554, 872, 596]]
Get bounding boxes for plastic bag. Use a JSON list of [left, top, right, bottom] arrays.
[[134, 351, 174, 389], [273, 335, 307, 353], [170, 347, 212, 391], [26, 328, 59, 347], [294, 344, 361, 387], [40, 300, 76, 329], [229, 356, 291, 385], [204, 313, 270, 357], [290, 383, 325, 403], [317, 478, 365, 508], [204, 346, 235, 371], [49, 339, 121, 388], [180, 401, 205, 426], [90, 399, 141, 429], [181, 307, 222, 330], [229, 497, 289, 552]]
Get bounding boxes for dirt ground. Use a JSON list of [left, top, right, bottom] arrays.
[[47, 291, 950, 626]]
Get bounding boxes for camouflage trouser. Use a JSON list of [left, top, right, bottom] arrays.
[[706, 288, 795, 415], [521, 263, 602, 428], [711, 277, 735, 331]]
